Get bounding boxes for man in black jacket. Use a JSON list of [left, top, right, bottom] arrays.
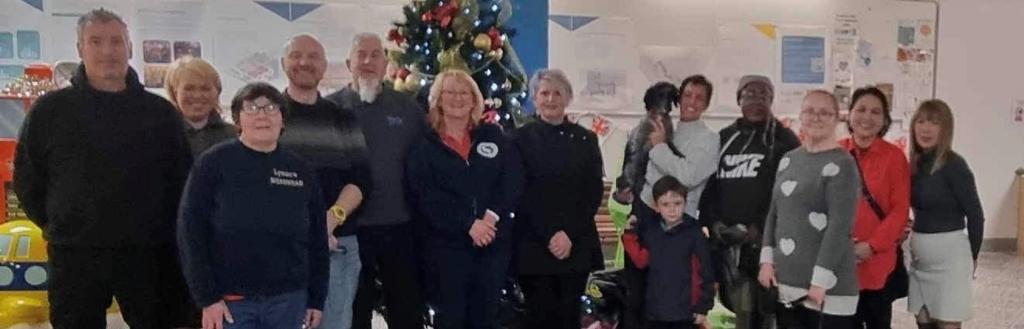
[[698, 75, 800, 329], [13, 8, 192, 329]]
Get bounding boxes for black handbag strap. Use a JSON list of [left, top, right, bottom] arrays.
[[850, 150, 886, 221]]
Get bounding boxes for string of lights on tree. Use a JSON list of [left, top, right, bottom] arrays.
[[387, 0, 530, 128]]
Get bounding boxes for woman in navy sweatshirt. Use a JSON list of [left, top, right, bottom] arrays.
[[178, 82, 329, 329], [405, 70, 522, 329]]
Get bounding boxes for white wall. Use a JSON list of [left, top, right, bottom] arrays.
[[934, 0, 1024, 239], [555, 0, 1023, 241]]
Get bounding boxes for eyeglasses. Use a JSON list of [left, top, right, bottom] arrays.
[[442, 90, 472, 99], [800, 110, 837, 119], [242, 103, 280, 115]]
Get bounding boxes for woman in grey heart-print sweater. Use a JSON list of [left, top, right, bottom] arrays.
[[758, 90, 861, 328]]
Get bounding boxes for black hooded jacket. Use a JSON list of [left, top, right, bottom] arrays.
[[14, 64, 192, 247]]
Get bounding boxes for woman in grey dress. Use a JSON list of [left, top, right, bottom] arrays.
[[758, 90, 860, 328]]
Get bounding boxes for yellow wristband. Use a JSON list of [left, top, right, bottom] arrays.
[[330, 205, 348, 226]]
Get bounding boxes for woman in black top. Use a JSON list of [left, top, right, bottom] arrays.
[[513, 69, 605, 329], [906, 99, 984, 329], [164, 56, 238, 157], [406, 70, 522, 329]]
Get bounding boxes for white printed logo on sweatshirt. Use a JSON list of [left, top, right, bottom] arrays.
[[477, 142, 499, 158], [270, 168, 304, 187], [718, 154, 765, 179]]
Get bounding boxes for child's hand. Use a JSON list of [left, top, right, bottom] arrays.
[[627, 215, 638, 230], [693, 314, 706, 325], [612, 187, 633, 204]]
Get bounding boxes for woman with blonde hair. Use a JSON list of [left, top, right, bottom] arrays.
[[405, 70, 522, 329], [907, 99, 983, 329], [164, 55, 237, 157], [759, 90, 860, 328]]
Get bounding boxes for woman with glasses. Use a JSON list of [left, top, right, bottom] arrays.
[[758, 90, 860, 328], [405, 70, 522, 329], [178, 82, 330, 329]]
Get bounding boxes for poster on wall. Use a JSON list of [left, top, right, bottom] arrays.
[[894, 20, 935, 115], [711, 22, 775, 111], [780, 36, 825, 84], [774, 25, 829, 115], [569, 17, 633, 112], [637, 46, 713, 85], [832, 13, 858, 90]]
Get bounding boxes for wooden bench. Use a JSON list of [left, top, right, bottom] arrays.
[[595, 182, 619, 245]]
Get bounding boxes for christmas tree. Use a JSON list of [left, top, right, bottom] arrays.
[[386, 0, 530, 129]]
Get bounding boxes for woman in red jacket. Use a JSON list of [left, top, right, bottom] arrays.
[[839, 86, 911, 329]]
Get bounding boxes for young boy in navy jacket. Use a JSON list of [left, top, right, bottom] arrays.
[[622, 176, 715, 329]]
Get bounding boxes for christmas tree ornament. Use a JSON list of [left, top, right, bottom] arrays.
[[439, 48, 470, 73], [473, 33, 492, 52], [487, 48, 504, 61], [388, 29, 406, 46], [396, 68, 411, 80], [404, 73, 423, 92], [487, 27, 503, 50]]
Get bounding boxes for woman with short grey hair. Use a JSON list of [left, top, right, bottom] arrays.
[[513, 69, 605, 329]]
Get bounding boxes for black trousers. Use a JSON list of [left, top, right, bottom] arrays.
[[48, 244, 188, 329], [621, 255, 648, 329], [426, 242, 510, 329], [775, 303, 855, 329], [352, 222, 425, 329], [518, 273, 589, 329], [621, 201, 658, 329], [647, 320, 699, 329], [854, 289, 893, 329]]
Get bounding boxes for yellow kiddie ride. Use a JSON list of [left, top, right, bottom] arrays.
[[0, 220, 120, 328], [0, 220, 50, 327]]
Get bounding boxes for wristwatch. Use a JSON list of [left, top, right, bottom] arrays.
[[329, 205, 348, 226]]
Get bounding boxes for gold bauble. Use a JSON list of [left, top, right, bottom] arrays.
[[473, 34, 492, 52]]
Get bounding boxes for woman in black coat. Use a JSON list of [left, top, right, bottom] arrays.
[[406, 70, 522, 329], [513, 69, 605, 329]]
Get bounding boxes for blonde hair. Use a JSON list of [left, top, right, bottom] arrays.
[[427, 70, 484, 134], [910, 99, 955, 175], [803, 89, 840, 114], [164, 56, 222, 107]]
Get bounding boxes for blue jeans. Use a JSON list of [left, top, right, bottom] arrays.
[[320, 235, 362, 329], [224, 290, 307, 329]]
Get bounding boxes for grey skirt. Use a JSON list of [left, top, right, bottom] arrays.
[[907, 230, 974, 321]]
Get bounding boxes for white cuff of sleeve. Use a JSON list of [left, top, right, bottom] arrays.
[[811, 265, 838, 289], [760, 246, 774, 264], [485, 209, 500, 222]]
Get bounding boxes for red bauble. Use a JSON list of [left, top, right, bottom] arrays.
[[387, 29, 405, 45], [422, 11, 435, 22], [487, 27, 503, 50], [396, 68, 411, 80]]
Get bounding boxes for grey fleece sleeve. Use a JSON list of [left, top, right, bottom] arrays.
[[811, 156, 861, 289], [647, 131, 720, 188]]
